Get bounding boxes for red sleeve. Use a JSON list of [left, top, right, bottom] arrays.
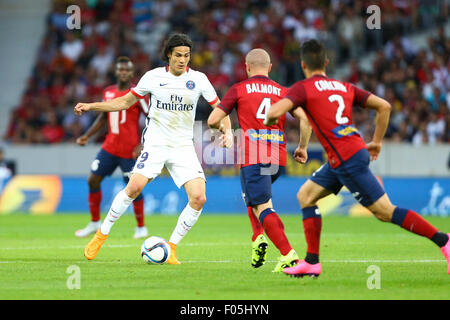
[[352, 85, 371, 107], [101, 88, 107, 102], [217, 85, 239, 115], [285, 81, 307, 109]]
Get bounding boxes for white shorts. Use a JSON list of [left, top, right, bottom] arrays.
[[132, 144, 206, 188]]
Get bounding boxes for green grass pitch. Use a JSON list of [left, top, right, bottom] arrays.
[[0, 213, 448, 300]]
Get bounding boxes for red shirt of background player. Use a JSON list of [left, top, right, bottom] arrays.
[[217, 75, 288, 167], [101, 84, 147, 159], [286, 74, 370, 168]]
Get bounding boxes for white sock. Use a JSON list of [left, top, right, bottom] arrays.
[[169, 204, 202, 245], [100, 190, 134, 235]]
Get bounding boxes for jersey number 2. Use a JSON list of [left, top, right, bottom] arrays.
[[110, 110, 126, 134], [256, 97, 271, 120], [328, 94, 349, 124]]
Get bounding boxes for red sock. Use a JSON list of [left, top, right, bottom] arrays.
[[401, 210, 438, 239], [260, 209, 292, 256], [133, 198, 145, 227], [88, 190, 102, 222], [303, 217, 322, 255], [248, 206, 264, 241]]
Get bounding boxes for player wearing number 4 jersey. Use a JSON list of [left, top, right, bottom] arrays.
[[265, 39, 450, 277], [74, 34, 232, 264], [208, 49, 312, 272], [75, 56, 150, 239]]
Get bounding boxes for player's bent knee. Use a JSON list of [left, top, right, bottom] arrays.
[[254, 200, 273, 217], [298, 187, 314, 208], [189, 193, 206, 209], [125, 183, 144, 199], [88, 175, 102, 190], [372, 210, 392, 222], [368, 196, 395, 222]]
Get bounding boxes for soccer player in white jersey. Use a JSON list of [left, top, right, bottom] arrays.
[[74, 34, 232, 264]]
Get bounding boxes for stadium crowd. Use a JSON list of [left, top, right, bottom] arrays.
[[3, 0, 449, 146]]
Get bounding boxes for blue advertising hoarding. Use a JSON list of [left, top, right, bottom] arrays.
[[0, 175, 449, 217]]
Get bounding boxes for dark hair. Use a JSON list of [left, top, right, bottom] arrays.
[[300, 39, 327, 70], [116, 56, 132, 65], [161, 33, 193, 62]]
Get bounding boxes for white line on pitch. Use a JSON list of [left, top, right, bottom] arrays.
[[0, 259, 444, 264], [0, 243, 246, 250]]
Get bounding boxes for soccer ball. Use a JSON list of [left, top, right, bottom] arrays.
[[140, 236, 171, 264]]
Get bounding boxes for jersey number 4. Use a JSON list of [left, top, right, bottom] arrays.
[[329, 94, 349, 124], [256, 97, 271, 120], [109, 110, 127, 134]]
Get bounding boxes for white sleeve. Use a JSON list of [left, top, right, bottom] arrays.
[[200, 73, 219, 105], [131, 71, 152, 98], [139, 99, 149, 114]]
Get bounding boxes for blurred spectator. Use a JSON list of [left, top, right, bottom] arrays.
[[337, 4, 364, 63], [427, 112, 446, 143], [0, 148, 15, 193], [412, 121, 429, 146], [89, 44, 114, 76], [61, 31, 84, 62], [0, 148, 15, 177], [40, 111, 65, 144]]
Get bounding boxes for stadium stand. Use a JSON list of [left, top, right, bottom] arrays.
[[3, 0, 449, 145]]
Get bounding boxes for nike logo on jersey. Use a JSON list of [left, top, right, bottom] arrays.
[[160, 83, 168, 86]]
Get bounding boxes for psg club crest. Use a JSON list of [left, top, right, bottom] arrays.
[[186, 80, 195, 90], [137, 163, 145, 169]]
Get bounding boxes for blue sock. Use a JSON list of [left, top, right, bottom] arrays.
[[259, 208, 275, 225], [134, 193, 143, 202], [302, 206, 321, 220], [391, 207, 408, 226]]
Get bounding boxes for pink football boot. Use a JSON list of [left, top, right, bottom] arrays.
[[441, 233, 450, 274], [283, 260, 321, 278]]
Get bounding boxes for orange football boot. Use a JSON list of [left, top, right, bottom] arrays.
[[167, 242, 181, 264], [84, 229, 108, 260]]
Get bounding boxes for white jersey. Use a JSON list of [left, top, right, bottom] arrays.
[[131, 66, 219, 147]]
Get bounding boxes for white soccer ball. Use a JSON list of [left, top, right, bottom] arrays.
[[140, 236, 171, 264]]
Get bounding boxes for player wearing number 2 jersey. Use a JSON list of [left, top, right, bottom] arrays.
[[208, 49, 312, 272], [74, 34, 232, 264], [266, 39, 450, 277], [75, 56, 149, 239]]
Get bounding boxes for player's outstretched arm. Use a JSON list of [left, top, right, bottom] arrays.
[[74, 92, 138, 115], [208, 100, 233, 148], [207, 101, 228, 129], [264, 98, 294, 126], [291, 107, 312, 164], [364, 94, 391, 161], [76, 112, 107, 146]]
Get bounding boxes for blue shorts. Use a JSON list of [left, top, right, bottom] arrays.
[[90, 148, 136, 178], [310, 149, 385, 207], [240, 164, 285, 207]]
